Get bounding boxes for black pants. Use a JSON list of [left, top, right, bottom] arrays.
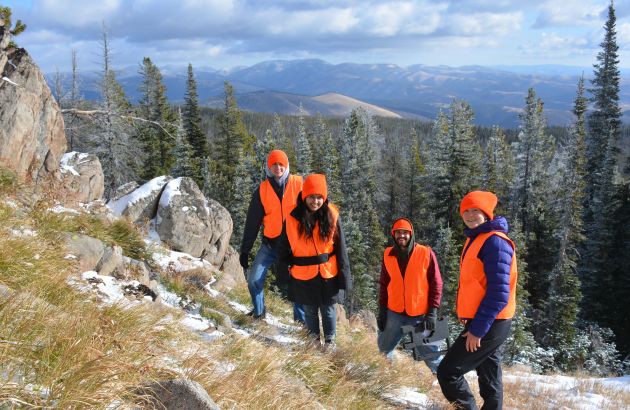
[[437, 319, 512, 410]]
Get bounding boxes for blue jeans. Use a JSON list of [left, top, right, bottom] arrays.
[[304, 303, 336, 342], [378, 309, 443, 373], [293, 303, 306, 324], [247, 243, 304, 318]]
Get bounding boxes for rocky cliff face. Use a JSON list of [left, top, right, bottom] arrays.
[[0, 24, 67, 182]]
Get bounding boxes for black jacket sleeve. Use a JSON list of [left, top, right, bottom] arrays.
[[335, 218, 352, 293], [240, 185, 264, 255], [276, 229, 291, 283]]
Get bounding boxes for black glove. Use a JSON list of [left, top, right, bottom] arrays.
[[425, 307, 438, 331], [239, 253, 250, 270], [377, 307, 387, 332]]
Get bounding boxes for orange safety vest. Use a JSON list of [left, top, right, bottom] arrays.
[[259, 175, 303, 239], [384, 244, 432, 316], [457, 232, 517, 319], [286, 205, 339, 281]]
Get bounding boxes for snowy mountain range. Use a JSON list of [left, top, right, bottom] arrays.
[[49, 59, 630, 128]]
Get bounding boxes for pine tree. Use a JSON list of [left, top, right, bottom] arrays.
[[253, 129, 276, 181], [213, 81, 252, 211], [136, 57, 175, 180], [183, 63, 207, 165], [425, 101, 482, 239], [311, 116, 342, 203], [405, 131, 431, 241], [581, 1, 624, 337], [510, 89, 556, 313], [425, 111, 452, 229], [231, 148, 257, 247], [483, 125, 514, 213], [380, 131, 404, 229], [171, 108, 196, 179], [540, 78, 587, 370], [511, 88, 554, 244], [0, 6, 26, 41], [502, 220, 539, 370], [448, 100, 483, 226], [294, 104, 312, 174], [337, 108, 385, 312]]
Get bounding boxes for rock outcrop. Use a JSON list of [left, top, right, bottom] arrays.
[[59, 152, 105, 202], [0, 25, 66, 182], [136, 379, 220, 410], [157, 178, 213, 258], [107, 175, 172, 223], [202, 198, 233, 267], [107, 176, 235, 286]]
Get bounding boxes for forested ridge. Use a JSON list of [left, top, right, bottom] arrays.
[[53, 4, 629, 375]]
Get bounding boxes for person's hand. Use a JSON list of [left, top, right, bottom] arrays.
[[426, 307, 438, 331], [239, 253, 250, 270], [462, 331, 481, 352], [377, 307, 387, 332]]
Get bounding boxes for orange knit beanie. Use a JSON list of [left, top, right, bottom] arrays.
[[301, 174, 328, 202], [459, 191, 498, 220], [267, 150, 289, 169]]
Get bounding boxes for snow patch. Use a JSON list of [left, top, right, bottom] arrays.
[[10, 227, 36, 237], [159, 178, 183, 208], [48, 205, 80, 215], [60, 152, 81, 176], [107, 175, 170, 216], [383, 387, 429, 408], [152, 248, 214, 273]]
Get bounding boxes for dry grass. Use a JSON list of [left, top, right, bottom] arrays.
[[1, 184, 626, 409], [0, 196, 196, 408]]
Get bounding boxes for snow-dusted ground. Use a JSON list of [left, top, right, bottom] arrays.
[[504, 370, 630, 410]]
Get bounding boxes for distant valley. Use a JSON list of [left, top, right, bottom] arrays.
[[49, 59, 630, 128]]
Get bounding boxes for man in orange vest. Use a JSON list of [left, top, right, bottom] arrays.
[[239, 150, 304, 321], [437, 191, 517, 410], [377, 218, 443, 373]]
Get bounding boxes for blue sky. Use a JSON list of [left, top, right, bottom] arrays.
[[4, 0, 630, 73]]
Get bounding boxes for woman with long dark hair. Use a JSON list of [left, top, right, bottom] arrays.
[[280, 174, 351, 348]]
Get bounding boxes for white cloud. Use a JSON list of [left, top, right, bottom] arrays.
[[448, 12, 523, 36], [618, 21, 630, 46], [533, 0, 605, 28]]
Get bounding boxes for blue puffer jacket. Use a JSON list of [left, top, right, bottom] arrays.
[[462, 216, 514, 338]]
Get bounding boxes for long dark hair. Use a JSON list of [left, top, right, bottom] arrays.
[[294, 195, 335, 242]]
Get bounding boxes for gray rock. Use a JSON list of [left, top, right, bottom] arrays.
[[96, 245, 124, 277], [137, 379, 220, 410], [123, 256, 151, 284], [156, 178, 211, 258], [65, 233, 105, 272], [59, 152, 105, 203], [214, 245, 245, 292], [107, 175, 171, 222], [0, 27, 66, 182], [202, 198, 233, 267]]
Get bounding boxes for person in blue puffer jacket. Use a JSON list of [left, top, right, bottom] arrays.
[[437, 191, 518, 410]]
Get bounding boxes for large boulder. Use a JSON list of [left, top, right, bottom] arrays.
[[59, 152, 105, 203], [214, 245, 245, 292], [107, 175, 171, 223], [156, 178, 212, 258], [136, 379, 220, 410], [0, 26, 66, 182], [202, 198, 233, 267]]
